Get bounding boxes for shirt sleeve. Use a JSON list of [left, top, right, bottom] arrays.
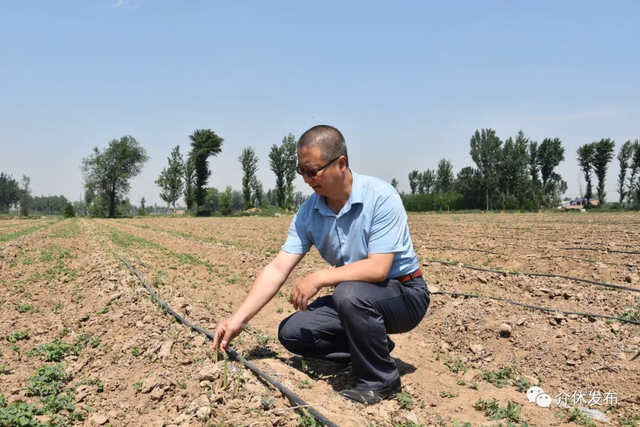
[[281, 210, 313, 254], [367, 193, 407, 254]]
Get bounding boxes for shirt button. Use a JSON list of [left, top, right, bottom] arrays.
[[341, 239, 346, 244]]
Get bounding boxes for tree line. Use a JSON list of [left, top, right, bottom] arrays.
[[154, 130, 306, 216], [3, 129, 638, 218], [396, 130, 640, 211], [77, 130, 309, 218], [0, 173, 79, 216]]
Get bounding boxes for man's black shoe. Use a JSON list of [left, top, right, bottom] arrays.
[[339, 377, 401, 405], [339, 337, 395, 375]]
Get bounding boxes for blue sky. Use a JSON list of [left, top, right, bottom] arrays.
[[1, 1, 638, 206]]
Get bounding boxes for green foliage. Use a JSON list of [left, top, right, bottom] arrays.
[[27, 334, 100, 362], [50, 220, 79, 238], [619, 299, 640, 321], [435, 159, 455, 193], [260, 396, 276, 411], [220, 186, 233, 215], [73, 376, 104, 393], [470, 129, 503, 210], [481, 365, 516, 388], [183, 156, 196, 213], [538, 138, 566, 206], [15, 303, 35, 313], [419, 169, 435, 194], [403, 193, 465, 212], [19, 175, 31, 217], [296, 408, 319, 427], [6, 329, 30, 343], [617, 140, 635, 204], [474, 399, 522, 422], [1, 221, 60, 243], [156, 145, 185, 212], [0, 365, 9, 375], [592, 138, 616, 204], [396, 393, 414, 409], [514, 377, 532, 392], [619, 413, 640, 427], [577, 143, 596, 202], [0, 401, 43, 427], [408, 170, 420, 195], [27, 340, 72, 362], [189, 129, 224, 214], [31, 195, 71, 216], [26, 364, 67, 397], [267, 133, 298, 210], [81, 135, 149, 218], [395, 422, 423, 427], [238, 147, 260, 210], [63, 203, 76, 218], [0, 172, 20, 213], [631, 140, 640, 205], [3, 364, 86, 426], [444, 357, 469, 374], [564, 408, 597, 427]]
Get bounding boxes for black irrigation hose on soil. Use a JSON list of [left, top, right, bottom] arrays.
[[118, 257, 339, 427], [430, 290, 640, 327], [431, 290, 640, 362], [424, 260, 640, 294], [425, 260, 640, 361], [561, 247, 640, 256]]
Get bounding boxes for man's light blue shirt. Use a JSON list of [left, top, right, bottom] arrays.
[[281, 171, 419, 279]]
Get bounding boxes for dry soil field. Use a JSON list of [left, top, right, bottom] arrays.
[[1, 213, 639, 427]]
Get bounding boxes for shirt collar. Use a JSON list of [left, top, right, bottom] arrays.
[[313, 170, 364, 217]]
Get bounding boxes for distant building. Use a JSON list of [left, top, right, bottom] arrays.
[[560, 198, 599, 210]]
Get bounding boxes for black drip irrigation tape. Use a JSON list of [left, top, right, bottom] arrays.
[[426, 260, 640, 362], [561, 247, 640, 256], [430, 290, 640, 327], [118, 257, 339, 427], [424, 260, 640, 293], [421, 246, 502, 256], [540, 255, 639, 269]]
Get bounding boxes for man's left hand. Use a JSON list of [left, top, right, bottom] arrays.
[[290, 272, 324, 311]]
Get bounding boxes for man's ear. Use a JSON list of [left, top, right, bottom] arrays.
[[339, 156, 348, 171]]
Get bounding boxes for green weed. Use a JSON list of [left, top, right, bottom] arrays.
[[396, 393, 414, 409], [474, 399, 522, 423], [444, 357, 470, 374], [6, 329, 30, 343], [481, 365, 517, 388]]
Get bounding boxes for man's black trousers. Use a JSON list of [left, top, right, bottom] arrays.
[[278, 277, 430, 390]]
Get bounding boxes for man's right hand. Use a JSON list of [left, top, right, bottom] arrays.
[[212, 316, 245, 352]]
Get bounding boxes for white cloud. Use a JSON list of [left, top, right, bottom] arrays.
[[115, 0, 124, 7]]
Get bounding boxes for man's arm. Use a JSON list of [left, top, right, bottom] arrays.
[[213, 250, 305, 351], [290, 253, 394, 311]]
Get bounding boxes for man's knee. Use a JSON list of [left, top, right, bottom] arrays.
[[278, 314, 308, 353], [332, 281, 369, 312]]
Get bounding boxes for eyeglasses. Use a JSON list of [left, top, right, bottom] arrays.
[[296, 156, 342, 178]]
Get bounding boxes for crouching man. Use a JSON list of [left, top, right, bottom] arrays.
[[213, 125, 430, 404]]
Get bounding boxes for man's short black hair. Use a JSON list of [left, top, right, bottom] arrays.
[[298, 125, 349, 166]]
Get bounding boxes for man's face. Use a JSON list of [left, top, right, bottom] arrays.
[[297, 146, 345, 196]]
